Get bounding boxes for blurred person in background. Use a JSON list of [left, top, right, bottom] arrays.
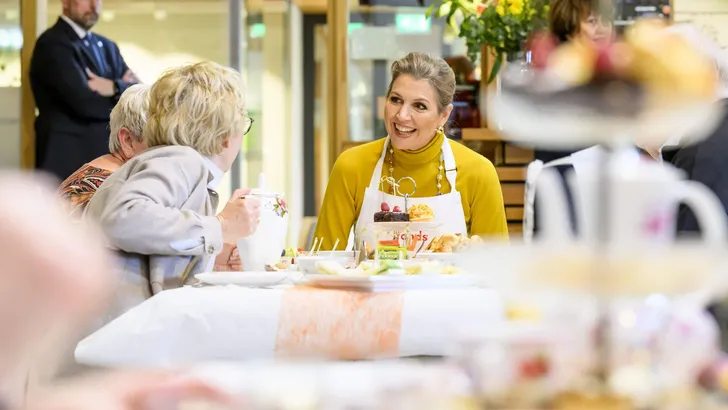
[[59, 84, 150, 219], [0, 174, 233, 410], [31, 0, 139, 182], [85, 61, 259, 320], [315, 52, 508, 250], [534, 0, 615, 164], [528, 0, 614, 238], [659, 24, 728, 234]]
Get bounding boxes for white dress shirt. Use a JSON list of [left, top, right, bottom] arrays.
[[203, 156, 224, 191], [60, 15, 88, 39]]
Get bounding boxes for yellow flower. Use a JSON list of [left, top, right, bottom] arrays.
[[509, 3, 523, 14], [496, 4, 505, 15], [509, 0, 524, 8]]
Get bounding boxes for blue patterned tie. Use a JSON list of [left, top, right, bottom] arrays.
[[84, 33, 107, 76]]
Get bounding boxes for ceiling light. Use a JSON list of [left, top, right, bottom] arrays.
[[101, 11, 115, 22], [153, 9, 167, 21]]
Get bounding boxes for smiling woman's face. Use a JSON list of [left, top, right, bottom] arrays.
[[384, 74, 453, 151]]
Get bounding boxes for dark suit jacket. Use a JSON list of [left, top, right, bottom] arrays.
[[532, 148, 581, 236], [669, 99, 728, 234], [30, 17, 135, 181]]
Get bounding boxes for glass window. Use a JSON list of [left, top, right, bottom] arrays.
[[239, 0, 291, 195], [0, 4, 21, 169], [43, 0, 293, 209], [45, 3, 231, 83], [345, 4, 475, 144]]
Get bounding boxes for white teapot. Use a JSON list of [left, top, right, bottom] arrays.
[[534, 147, 728, 245], [236, 174, 289, 271]]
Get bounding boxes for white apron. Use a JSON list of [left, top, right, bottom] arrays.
[[350, 136, 467, 250]]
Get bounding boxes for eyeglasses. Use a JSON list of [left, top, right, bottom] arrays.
[[243, 117, 255, 135]]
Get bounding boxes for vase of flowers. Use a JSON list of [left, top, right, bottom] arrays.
[[426, 0, 549, 83]]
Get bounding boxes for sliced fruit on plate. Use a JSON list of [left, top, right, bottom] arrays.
[[404, 264, 422, 275], [315, 260, 390, 276], [519, 354, 550, 379], [441, 265, 462, 275], [506, 304, 542, 321], [357, 261, 391, 275], [315, 261, 347, 275], [379, 239, 400, 247]]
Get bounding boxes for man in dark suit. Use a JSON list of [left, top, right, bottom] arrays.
[[667, 100, 728, 234], [30, 0, 138, 181]]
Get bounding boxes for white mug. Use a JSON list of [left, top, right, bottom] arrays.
[[536, 149, 728, 245], [235, 188, 289, 272]]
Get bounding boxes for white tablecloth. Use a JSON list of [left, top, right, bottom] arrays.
[[75, 285, 503, 367]]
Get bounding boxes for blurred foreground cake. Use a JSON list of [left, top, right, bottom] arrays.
[[517, 19, 717, 116]]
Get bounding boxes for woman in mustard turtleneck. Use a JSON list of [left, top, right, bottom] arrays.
[[315, 52, 508, 250]]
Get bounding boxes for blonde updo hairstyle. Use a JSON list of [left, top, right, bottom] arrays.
[[143, 61, 247, 156], [386, 52, 456, 115]]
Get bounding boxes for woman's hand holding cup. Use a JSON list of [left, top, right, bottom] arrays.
[[217, 188, 261, 243]]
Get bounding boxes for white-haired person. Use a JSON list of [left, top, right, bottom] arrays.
[[59, 84, 150, 218], [85, 61, 260, 318], [659, 24, 728, 234]]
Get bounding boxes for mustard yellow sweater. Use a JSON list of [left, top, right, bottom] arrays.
[[314, 132, 509, 250]]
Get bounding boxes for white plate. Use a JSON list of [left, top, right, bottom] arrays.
[[413, 252, 459, 261], [366, 221, 443, 233], [303, 274, 476, 292], [194, 271, 293, 287], [460, 240, 728, 297]]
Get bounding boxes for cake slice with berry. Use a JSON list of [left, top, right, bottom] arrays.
[[373, 202, 410, 222]]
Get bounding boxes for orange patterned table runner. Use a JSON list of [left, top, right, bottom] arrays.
[[275, 286, 406, 359]]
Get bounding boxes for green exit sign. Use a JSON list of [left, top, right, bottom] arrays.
[[395, 14, 431, 33], [250, 23, 265, 38], [348, 22, 365, 33]]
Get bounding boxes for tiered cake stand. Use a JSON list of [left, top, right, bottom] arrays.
[[460, 52, 728, 408]]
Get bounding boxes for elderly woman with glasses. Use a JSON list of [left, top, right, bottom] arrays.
[[85, 61, 260, 319]]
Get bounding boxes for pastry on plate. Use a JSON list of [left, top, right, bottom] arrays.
[[427, 233, 472, 253], [408, 203, 434, 222]]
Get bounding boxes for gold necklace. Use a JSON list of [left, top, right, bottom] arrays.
[[387, 143, 445, 196]]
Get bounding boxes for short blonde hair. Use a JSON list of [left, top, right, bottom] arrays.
[[387, 52, 455, 114], [108, 84, 150, 154], [143, 61, 247, 156]]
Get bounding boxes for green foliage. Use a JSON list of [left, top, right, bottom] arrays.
[[427, 0, 550, 83]]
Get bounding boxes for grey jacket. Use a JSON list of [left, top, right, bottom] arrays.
[[85, 145, 223, 319]]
